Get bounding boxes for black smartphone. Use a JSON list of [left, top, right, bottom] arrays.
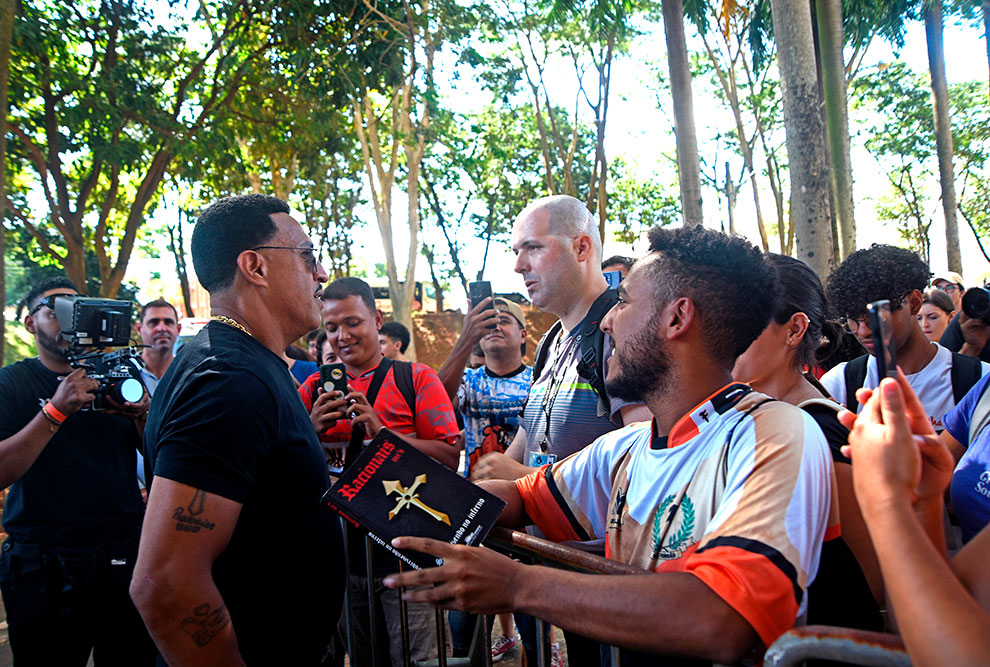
[[468, 281, 496, 329], [603, 270, 622, 289], [867, 299, 898, 379], [319, 362, 348, 396]]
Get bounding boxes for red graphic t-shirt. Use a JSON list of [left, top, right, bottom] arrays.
[[299, 361, 460, 471]]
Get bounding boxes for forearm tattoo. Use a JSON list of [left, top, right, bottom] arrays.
[[180, 602, 231, 647], [173, 489, 216, 533]]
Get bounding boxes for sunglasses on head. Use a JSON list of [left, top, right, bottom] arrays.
[[30, 293, 75, 315]]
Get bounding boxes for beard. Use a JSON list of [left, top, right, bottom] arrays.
[[36, 327, 68, 360], [605, 317, 673, 402]]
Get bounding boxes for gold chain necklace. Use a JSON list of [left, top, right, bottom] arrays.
[[211, 315, 252, 337]]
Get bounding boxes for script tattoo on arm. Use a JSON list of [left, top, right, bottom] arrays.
[[172, 489, 217, 533], [179, 602, 231, 647]]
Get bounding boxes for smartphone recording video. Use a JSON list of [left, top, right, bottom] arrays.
[[867, 299, 898, 379]]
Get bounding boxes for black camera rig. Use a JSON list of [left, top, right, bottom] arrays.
[[53, 296, 147, 411]]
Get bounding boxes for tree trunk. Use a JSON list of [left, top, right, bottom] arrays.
[[661, 0, 704, 226], [769, 0, 833, 276], [167, 208, 195, 317], [0, 0, 14, 362], [925, 2, 962, 273], [699, 33, 770, 249], [815, 0, 855, 262], [725, 162, 736, 236]]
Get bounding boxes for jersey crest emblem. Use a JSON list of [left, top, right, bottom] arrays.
[[651, 494, 696, 560]]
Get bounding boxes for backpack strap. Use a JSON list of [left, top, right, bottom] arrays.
[[344, 358, 394, 468], [531, 320, 564, 384], [392, 360, 416, 417], [950, 352, 983, 405], [842, 354, 870, 413], [797, 397, 845, 414], [576, 288, 620, 416]]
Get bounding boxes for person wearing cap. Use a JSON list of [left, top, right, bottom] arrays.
[[932, 271, 965, 311], [936, 272, 990, 363], [437, 296, 532, 660], [437, 297, 532, 479]]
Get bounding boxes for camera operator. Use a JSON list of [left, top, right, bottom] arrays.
[[0, 276, 155, 665]]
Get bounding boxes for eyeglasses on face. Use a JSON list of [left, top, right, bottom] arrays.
[[29, 293, 75, 315], [251, 245, 322, 272], [936, 283, 961, 293], [838, 314, 871, 333]]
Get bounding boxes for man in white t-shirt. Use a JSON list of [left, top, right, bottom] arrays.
[[821, 245, 989, 431]]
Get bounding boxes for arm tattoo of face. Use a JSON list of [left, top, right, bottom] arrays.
[[180, 602, 231, 647], [173, 489, 216, 533]]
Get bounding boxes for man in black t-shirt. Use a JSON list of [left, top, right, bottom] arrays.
[[131, 194, 344, 665], [0, 276, 155, 666]]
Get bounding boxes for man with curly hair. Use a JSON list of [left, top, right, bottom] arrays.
[[821, 244, 988, 431], [384, 226, 836, 665]]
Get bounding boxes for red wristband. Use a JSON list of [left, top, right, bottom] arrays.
[[43, 401, 67, 424]]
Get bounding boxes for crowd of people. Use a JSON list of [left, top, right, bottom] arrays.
[[2, 191, 990, 666]]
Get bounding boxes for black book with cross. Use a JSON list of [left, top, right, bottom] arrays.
[[323, 428, 507, 570]]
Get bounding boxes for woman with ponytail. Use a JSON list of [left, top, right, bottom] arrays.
[[733, 254, 883, 631]]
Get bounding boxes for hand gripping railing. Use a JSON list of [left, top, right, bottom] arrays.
[[764, 625, 910, 667], [345, 522, 909, 667], [415, 528, 645, 667]]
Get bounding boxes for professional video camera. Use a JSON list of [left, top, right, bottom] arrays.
[[962, 287, 990, 323], [53, 296, 147, 411]]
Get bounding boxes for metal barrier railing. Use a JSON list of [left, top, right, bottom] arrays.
[[342, 521, 912, 667], [764, 625, 910, 666]]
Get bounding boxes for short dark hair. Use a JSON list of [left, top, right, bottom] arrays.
[[767, 254, 826, 372], [140, 299, 178, 322], [306, 329, 322, 342], [602, 255, 634, 272], [191, 194, 287, 292], [285, 344, 309, 361], [25, 276, 79, 315], [826, 244, 931, 319], [923, 288, 956, 315], [380, 321, 411, 353], [322, 276, 376, 313], [644, 226, 779, 367], [315, 330, 330, 362]]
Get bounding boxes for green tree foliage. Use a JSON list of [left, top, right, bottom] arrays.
[[609, 158, 680, 244], [851, 63, 990, 263], [420, 100, 591, 298], [683, 0, 790, 250], [474, 0, 648, 236], [5, 0, 283, 296]]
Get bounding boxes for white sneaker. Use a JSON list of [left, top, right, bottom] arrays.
[[491, 634, 517, 662], [550, 642, 563, 667]]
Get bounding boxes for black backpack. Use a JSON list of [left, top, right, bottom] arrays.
[[842, 351, 982, 413], [532, 289, 619, 414]]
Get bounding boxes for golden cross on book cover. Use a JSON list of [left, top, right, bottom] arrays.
[[323, 429, 506, 569]]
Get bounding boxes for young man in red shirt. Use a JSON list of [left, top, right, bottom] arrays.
[[300, 277, 459, 667]]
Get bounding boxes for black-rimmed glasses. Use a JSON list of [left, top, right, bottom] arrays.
[[837, 314, 870, 333]]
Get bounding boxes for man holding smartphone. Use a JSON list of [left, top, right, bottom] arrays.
[[821, 244, 989, 431], [306, 276, 460, 667]]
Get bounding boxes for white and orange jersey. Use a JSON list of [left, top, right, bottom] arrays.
[[514, 383, 838, 649]]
